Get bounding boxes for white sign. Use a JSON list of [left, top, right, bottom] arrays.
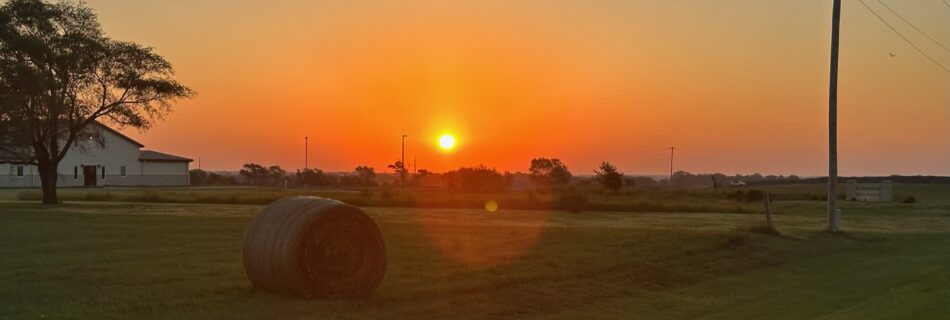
[[845, 180, 892, 202]]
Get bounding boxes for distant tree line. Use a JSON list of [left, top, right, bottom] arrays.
[[190, 160, 950, 191], [190, 163, 379, 188]]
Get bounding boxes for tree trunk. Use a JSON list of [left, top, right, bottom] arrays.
[[37, 159, 59, 204]]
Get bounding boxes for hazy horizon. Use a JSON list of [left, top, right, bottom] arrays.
[[83, 0, 948, 176]]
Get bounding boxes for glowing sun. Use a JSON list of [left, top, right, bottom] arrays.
[[438, 134, 456, 150]]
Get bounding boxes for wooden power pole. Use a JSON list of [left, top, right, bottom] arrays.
[[827, 0, 842, 233], [669, 147, 675, 187]]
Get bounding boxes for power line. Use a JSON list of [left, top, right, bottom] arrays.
[[858, 0, 950, 73], [876, 0, 950, 53], [943, 0, 950, 9]]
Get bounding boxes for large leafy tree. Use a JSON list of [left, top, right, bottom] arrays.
[[594, 161, 623, 192], [442, 165, 510, 193], [528, 158, 572, 188], [354, 165, 377, 187], [239, 163, 286, 187], [0, 0, 193, 203]]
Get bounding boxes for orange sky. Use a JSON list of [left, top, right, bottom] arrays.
[[88, 0, 949, 176]]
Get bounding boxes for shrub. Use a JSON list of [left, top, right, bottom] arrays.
[[555, 190, 588, 213], [903, 196, 916, 204], [744, 190, 765, 202]]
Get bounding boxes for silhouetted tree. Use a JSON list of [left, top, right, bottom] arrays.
[[189, 169, 238, 186], [354, 165, 377, 187], [239, 163, 266, 186], [443, 165, 509, 193], [0, 0, 193, 204], [240, 163, 286, 186], [410, 168, 431, 187], [295, 168, 332, 187], [267, 165, 286, 186], [387, 160, 407, 175], [528, 158, 572, 188], [594, 162, 623, 192], [190, 169, 209, 185]]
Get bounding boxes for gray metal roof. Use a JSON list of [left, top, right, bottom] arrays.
[[140, 150, 193, 162]]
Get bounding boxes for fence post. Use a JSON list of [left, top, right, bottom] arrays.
[[763, 192, 773, 229]]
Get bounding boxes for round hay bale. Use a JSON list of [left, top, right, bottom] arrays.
[[243, 197, 386, 298]]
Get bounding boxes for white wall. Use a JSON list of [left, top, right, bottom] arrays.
[[1, 124, 191, 188], [0, 163, 39, 187], [141, 161, 190, 186], [58, 126, 143, 187]]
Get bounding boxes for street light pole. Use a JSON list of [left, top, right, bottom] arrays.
[[304, 136, 309, 170], [401, 134, 407, 190], [827, 0, 842, 233]]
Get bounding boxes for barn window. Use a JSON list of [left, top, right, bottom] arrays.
[[74, 166, 78, 180], [16, 165, 24, 177], [101, 166, 106, 179], [121, 166, 127, 177]]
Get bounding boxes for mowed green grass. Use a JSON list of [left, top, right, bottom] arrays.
[[0, 186, 948, 319]]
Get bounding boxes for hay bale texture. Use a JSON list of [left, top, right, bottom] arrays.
[[243, 197, 387, 298]]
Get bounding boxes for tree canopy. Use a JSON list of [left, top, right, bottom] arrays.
[[594, 161, 623, 192], [528, 158, 572, 188], [0, 0, 193, 203]]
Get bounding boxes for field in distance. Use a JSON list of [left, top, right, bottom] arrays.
[[4, 183, 942, 213], [0, 183, 948, 319]]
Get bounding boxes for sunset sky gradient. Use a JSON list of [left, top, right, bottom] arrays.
[[88, 0, 949, 176]]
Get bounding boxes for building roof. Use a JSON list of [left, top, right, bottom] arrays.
[[0, 149, 15, 160], [94, 122, 145, 148], [0, 149, 27, 163], [140, 150, 193, 162]]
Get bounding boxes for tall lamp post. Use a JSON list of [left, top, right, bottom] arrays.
[[304, 136, 309, 170], [401, 134, 408, 190]]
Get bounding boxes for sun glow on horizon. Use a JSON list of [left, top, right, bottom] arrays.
[[438, 134, 456, 151]]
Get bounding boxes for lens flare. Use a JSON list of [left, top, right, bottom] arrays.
[[416, 210, 549, 268], [484, 200, 499, 213]]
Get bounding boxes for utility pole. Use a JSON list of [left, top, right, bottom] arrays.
[[304, 136, 309, 170], [827, 0, 842, 233], [669, 147, 676, 187], [401, 134, 407, 190]]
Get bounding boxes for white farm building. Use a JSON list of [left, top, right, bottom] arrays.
[[0, 123, 192, 188]]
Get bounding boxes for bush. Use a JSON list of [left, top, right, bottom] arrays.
[[903, 196, 916, 204], [744, 190, 765, 202], [555, 191, 588, 213]]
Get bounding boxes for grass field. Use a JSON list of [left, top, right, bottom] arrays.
[[6, 183, 934, 213], [1, 184, 948, 319], [9, 185, 766, 213]]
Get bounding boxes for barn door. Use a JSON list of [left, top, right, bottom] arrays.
[[83, 166, 97, 187]]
